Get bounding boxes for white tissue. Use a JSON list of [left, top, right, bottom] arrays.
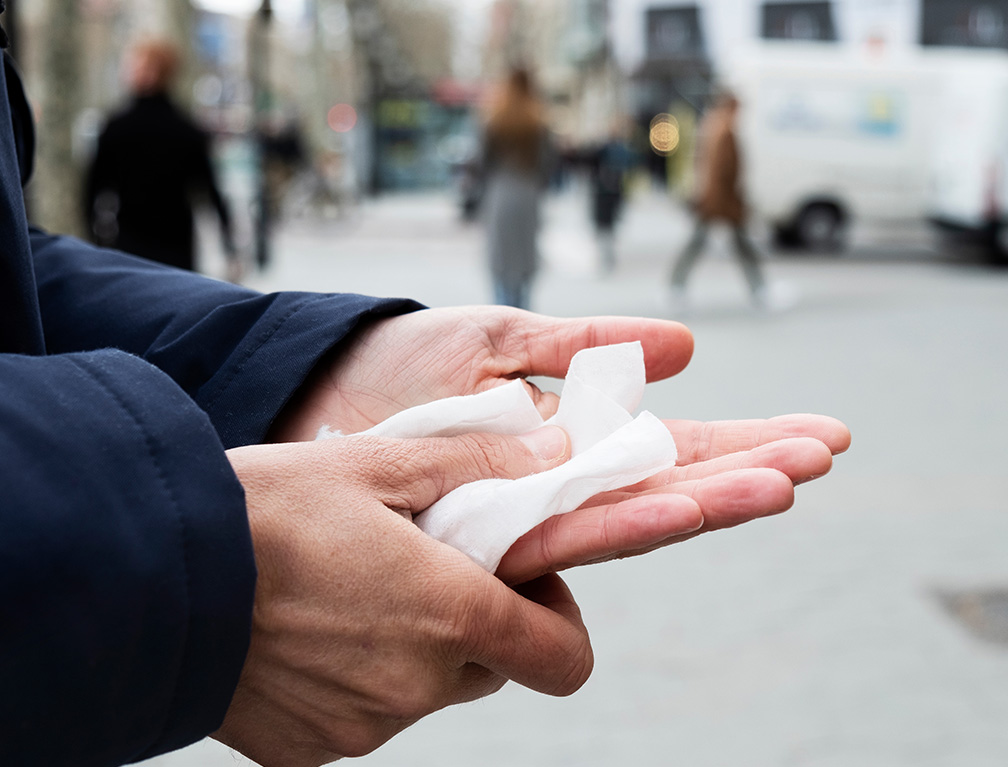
[[368, 379, 543, 439], [546, 341, 645, 454], [317, 342, 678, 573]]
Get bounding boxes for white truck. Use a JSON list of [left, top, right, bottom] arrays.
[[724, 42, 1008, 261]]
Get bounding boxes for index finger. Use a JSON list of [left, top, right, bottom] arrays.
[[498, 312, 695, 383]]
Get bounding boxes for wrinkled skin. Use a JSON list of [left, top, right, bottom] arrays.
[[270, 306, 850, 583], [218, 430, 589, 766], [218, 307, 850, 766]]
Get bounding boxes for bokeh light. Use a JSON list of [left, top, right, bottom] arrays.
[[327, 103, 358, 133], [649, 113, 680, 156]]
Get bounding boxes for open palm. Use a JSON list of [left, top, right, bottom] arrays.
[[270, 306, 850, 584]]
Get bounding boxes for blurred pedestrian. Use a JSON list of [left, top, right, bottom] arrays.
[[84, 38, 239, 277], [261, 109, 308, 222], [480, 67, 553, 310], [586, 120, 635, 273], [669, 90, 767, 307]]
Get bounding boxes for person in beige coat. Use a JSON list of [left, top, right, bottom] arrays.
[[481, 68, 553, 310], [669, 91, 766, 305]]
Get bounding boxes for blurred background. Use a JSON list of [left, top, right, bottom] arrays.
[[16, 0, 1008, 266], [9, 1, 1008, 765]]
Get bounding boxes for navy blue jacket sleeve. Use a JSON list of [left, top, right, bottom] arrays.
[[2, 35, 425, 766], [6, 237, 422, 765], [31, 230, 423, 448], [0, 349, 256, 765]]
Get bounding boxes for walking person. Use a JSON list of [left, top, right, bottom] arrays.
[[480, 67, 552, 309], [84, 38, 238, 277], [587, 121, 635, 273], [669, 90, 767, 308]]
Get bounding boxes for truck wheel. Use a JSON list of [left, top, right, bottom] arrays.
[[796, 203, 845, 252], [988, 225, 1008, 267], [772, 223, 801, 249]]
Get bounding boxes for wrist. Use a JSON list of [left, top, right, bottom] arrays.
[[265, 347, 344, 442]]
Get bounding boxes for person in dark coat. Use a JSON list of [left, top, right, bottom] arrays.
[[669, 91, 767, 306], [84, 39, 237, 274], [586, 121, 635, 273], [1, 16, 850, 766]]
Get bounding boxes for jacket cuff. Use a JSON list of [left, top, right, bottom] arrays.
[[196, 292, 423, 448]]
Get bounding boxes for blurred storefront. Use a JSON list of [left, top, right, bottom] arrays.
[[372, 87, 480, 191]]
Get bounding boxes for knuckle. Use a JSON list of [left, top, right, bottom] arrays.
[[337, 435, 406, 481], [342, 435, 434, 507], [697, 422, 717, 461], [438, 570, 499, 656], [534, 515, 562, 574], [459, 433, 513, 479], [344, 434, 519, 510], [344, 432, 534, 514]]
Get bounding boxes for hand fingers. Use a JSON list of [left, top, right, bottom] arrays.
[[460, 573, 593, 697], [499, 461, 803, 585], [497, 493, 704, 585], [667, 414, 851, 464], [340, 427, 571, 514], [627, 436, 834, 490], [667, 468, 796, 530], [601, 467, 796, 534], [487, 309, 694, 383]]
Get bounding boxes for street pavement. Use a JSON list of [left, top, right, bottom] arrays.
[[145, 186, 1008, 767]]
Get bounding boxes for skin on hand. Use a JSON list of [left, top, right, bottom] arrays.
[[216, 428, 591, 767], [268, 306, 696, 441], [267, 306, 850, 585], [231, 307, 852, 764], [498, 414, 851, 585]]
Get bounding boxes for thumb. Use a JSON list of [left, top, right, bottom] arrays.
[[364, 426, 570, 515]]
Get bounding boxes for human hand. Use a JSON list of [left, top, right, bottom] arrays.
[[215, 427, 591, 767], [267, 305, 848, 588], [267, 306, 695, 441], [497, 414, 851, 584]]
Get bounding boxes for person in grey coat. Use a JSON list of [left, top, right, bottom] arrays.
[[481, 68, 552, 310]]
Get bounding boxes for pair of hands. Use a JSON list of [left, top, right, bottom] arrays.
[[217, 306, 850, 766]]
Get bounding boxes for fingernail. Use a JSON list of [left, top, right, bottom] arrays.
[[795, 471, 828, 486], [518, 425, 568, 462]]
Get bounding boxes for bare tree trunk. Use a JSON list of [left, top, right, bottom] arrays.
[[30, 0, 82, 236]]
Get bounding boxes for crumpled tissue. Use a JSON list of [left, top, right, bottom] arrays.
[[317, 342, 678, 573]]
